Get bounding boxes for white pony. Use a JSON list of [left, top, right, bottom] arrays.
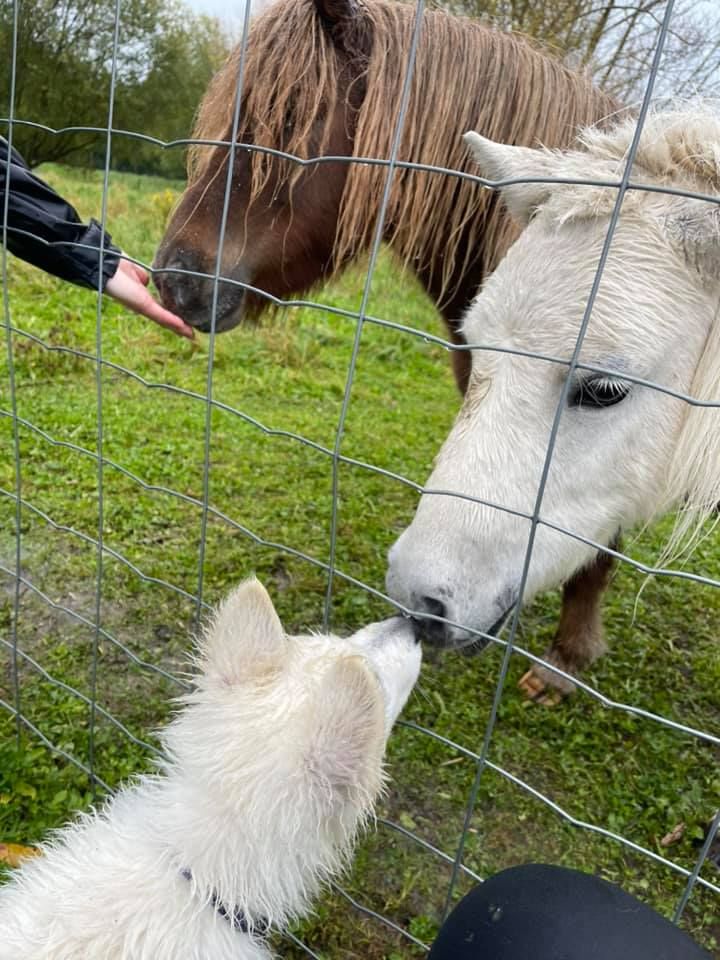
[[387, 104, 720, 698]]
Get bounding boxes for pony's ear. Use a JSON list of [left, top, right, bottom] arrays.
[[314, 0, 372, 57], [304, 656, 386, 796], [201, 578, 286, 682], [463, 131, 556, 225], [664, 199, 720, 283]]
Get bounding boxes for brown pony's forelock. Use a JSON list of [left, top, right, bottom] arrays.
[[189, 0, 344, 193], [189, 0, 617, 307]]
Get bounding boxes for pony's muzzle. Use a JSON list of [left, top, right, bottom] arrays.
[[153, 248, 204, 312], [386, 530, 518, 653], [152, 248, 246, 334]]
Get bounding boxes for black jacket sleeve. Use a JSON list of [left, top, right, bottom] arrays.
[[0, 138, 121, 290]]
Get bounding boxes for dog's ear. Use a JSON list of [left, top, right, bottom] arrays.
[[202, 578, 286, 682], [304, 656, 386, 795]]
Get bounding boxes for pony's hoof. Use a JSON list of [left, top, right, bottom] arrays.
[[518, 668, 567, 707]]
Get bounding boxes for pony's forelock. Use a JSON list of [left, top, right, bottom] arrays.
[[644, 107, 720, 560], [189, 0, 340, 193]]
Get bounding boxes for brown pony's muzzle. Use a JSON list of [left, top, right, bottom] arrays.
[[152, 245, 247, 334]]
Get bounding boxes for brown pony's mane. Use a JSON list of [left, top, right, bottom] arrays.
[[189, 0, 617, 306]]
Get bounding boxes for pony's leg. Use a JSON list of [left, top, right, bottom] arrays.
[[519, 536, 620, 706]]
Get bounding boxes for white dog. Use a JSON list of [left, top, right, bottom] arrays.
[[0, 579, 421, 959]]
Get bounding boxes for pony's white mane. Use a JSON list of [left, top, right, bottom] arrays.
[[578, 103, 720, 189], [534, 102, 720, 224], [540, 103, 720, 558]]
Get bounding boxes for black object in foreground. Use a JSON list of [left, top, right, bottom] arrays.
[[430, 864, 712, 960]]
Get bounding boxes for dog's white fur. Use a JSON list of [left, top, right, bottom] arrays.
[[0, 579, 421, 959], [387, 103, 720, 648]]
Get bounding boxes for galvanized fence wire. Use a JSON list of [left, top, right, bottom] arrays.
[[87, 0, 123, 796], [1, 0, 720, 954], [2, 0, 22, 747]]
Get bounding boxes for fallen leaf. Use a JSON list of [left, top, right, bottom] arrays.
[[0, 842, 40, 867], [398, 812, 418, 832], [660, 822, 685, 847]]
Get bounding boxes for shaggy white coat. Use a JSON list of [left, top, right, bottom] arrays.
[[0, 579, 421, 959], [387, 103, 720, 647]]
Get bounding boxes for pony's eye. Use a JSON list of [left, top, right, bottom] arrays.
[[568, 375, 630, 409]]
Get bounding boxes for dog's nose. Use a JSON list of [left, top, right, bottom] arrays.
[[400, 614, 423, 644]]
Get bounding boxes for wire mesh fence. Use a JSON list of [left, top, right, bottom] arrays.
[[1, 0, 720, 954]]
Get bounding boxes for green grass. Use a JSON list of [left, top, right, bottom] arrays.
[[1, 164, 719, 957]]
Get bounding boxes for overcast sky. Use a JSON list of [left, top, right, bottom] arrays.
[[186, 0, 249, 23]]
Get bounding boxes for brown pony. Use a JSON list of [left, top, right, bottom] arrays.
[[153, 0, 620, 701]]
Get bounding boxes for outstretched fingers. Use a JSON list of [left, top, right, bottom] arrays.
[[104, 258, 195, 340]]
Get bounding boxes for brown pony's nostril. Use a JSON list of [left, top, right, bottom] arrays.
[[154, 251, 204, 312], [171, 252, 203, 281]]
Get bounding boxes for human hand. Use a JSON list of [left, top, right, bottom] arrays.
[[104, 258, 195, 340]]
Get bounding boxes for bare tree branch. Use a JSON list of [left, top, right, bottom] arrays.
[[436, 0, 720, 100]]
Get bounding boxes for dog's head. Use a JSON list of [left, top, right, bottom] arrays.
[[163, 578, 421, 918]]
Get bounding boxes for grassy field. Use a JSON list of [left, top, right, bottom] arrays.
[[1, 164, 719, 957]]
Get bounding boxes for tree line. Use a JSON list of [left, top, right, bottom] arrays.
[[0, 0, 231, 178], [1, 0, 717, 179]]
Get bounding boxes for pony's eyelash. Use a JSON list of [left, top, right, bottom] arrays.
[[567, 375, 631, 409]]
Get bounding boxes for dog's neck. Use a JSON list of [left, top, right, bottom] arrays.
[[142, 773, 359, 930], [180, 868, 269, 937]]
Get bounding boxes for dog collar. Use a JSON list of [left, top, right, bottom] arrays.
[[180, 868, 269, 936]]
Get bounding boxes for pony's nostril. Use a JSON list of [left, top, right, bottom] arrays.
[[170, 280, 189, 312], [407, 594, 451, 646], [170, 249, 202, 273], [419, 596, 447, 623], [163, 252, 203, 283], [153, 254, 203, 312]]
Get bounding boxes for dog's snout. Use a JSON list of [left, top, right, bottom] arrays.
[[398, 614, 422, 644]]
